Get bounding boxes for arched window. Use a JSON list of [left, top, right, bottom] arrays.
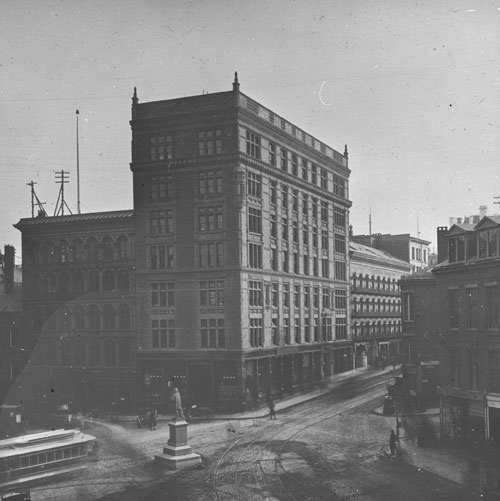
[[59, 306, 71, 331], [73, 305, 85, 330], [89, 340, 101, 367], [103, 304, 115, 329], [102, 270, 115, 291], [47, 273, 57, 293], [119, 340, 131, 367], [42, 241, 56, 264], [104, 340, 116, 367], [86, 238, 99, 263], [74, 340, 86, 366], [71, 239, 83, 262], [117, 270, 129, 290], [88, 271, 100, 292], [73, 271, 85, 294], [117, 236, 129, 259], [88, 305, 101, 331], [102, 237, 114, 261], [59, 240, 69, 263], [59, 339, 71, 365], [118, 304, 131, 330], [58, 271, 70, 295]]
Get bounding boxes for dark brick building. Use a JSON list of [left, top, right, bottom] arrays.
[[13, 75, 352, 412]]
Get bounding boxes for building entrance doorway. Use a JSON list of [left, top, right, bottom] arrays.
[[190, 365, 212, 406]]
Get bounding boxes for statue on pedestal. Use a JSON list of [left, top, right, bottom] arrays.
[[171, 388, 185, 421]]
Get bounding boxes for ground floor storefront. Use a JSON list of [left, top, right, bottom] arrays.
[[354, 338, 401, 368], [138, 343, 354, 412]]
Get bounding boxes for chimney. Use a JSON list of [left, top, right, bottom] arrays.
[[437, 227, 448, 264], [479, 205, 487, 218], [4, 245, 14, 294]]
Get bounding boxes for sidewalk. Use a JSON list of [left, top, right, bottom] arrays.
[[109, 365, 397, 423]]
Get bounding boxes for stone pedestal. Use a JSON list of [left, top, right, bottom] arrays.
[[154, 418, 201, 470]]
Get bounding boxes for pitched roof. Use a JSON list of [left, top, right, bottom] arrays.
[[349, 241, 411, 269], [15, 210, 134, 228]]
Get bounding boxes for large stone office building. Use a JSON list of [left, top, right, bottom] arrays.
[[13, 75, 352, 412]]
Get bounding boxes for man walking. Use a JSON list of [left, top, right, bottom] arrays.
[[389, 429, 399, 456], [269, 398, 276, 420]]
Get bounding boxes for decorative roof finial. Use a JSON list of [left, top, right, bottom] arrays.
[[233, 71, 240, 92], [344, 144, 349, 159], [132, 87, 138, 106]]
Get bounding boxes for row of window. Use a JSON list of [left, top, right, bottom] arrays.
[[448, 228, 500, 263], [248, 280, 348, 311], [26, 269, 132, 296], [250, 315, 348, 348], [35, 338, 131, 368], [25, 236, 131, 266], [245, 129, 347, 197], [351, 274, 401, 293], [352, 321, 402, 338], [449, 349, 500, 393], [351, 298, 402, 315], [30, 304, 132, 332], [149, 129, 223, 162]]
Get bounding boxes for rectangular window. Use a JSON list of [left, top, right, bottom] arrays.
[[450, 350, 460, 387], [304, 286, 310, 308], [486, 285, 499, 329], [150, 135, 173, 161], [272, 317, 279, 345], [313, 286, 319, 309], [201, 318, 225, 348], [312, 227, 318, 248], [335, 234, 346, 254], [198, 129, 222, 156], [249, 317, 263, 347], [151, 282, 175, 308], [247, 172, 262, 198], [488, 351, 500, 393], [270, 214, 277, 238], [281, 185, 288, 209], [246, 130, 261, 159], [466, 287, 478, 328], [469, 351, 479, 390], [313, 317, 320, 342], [271, 248, 278, 271], [301, 158, 308, 181], [271, 283, 279, 307], [200, 280, 224, 307], [270, 180, 277, 205], [323, 317, 333, 341], [150, 175, 173, 200], [332, 175, 346, 197], [280, 148, 288, 171], [335, 289, 347, 310], [321, 201, 328, 222], [322, 287, 330, 309], [293, 221, 299, 243], [304, 316, 311, 342], [312, 198, 318, 219], [282, 218, 289, 241], [282, 250, 289, 272], [249, 281, 263, 307], [292, 189, 298, 212], [291, 154, 298, 176], [294, 284, 300, 308], [313, 256, 319, 277], [150, 245, 174, 270], [199, 242, 224, 268], [334, 207, 346, 227], [198, 169, 223, 195], [269, 142, 277, 167], [302, 224, 309, 246], [248, 207, 262, 234], [321, 229, 329, 250], [321, 258, 329, 278], [284, 317, 291, 344], [283, 283, 290, 308], [449, 289, 459, 328], [320, 168, 328, 189], [311, 164, 317, 185], [149, 209, 173, 234], [335, 261, 346, 281], [293, 252, 300, 274], [335, 317, 347, 340], [198, 206, 223, 231], [303, 254, 309, 275], [248, 243, 262, 269], [402, 293, 414, 321], [294, 317, 301, 343], [152, 319, 175, 348], [302, 194, 308, 216]]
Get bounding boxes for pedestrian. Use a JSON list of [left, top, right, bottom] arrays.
[[389, 429, 399, 456], [146, 410, 153, 431], [269, 398, 276, 420], [152, 408, 158, 430]]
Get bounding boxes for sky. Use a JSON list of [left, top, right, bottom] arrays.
[[1, 0, 499, 260]]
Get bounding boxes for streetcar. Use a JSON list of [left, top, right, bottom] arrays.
[[0, 429, 96, 492]]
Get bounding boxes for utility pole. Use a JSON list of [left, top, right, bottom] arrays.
[[54, 170, 72, 216], [26, 181, 46, 218], [76, 110, 81, 214]]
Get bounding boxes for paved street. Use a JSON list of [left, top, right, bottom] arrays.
[[27, 371, 477, 500]]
